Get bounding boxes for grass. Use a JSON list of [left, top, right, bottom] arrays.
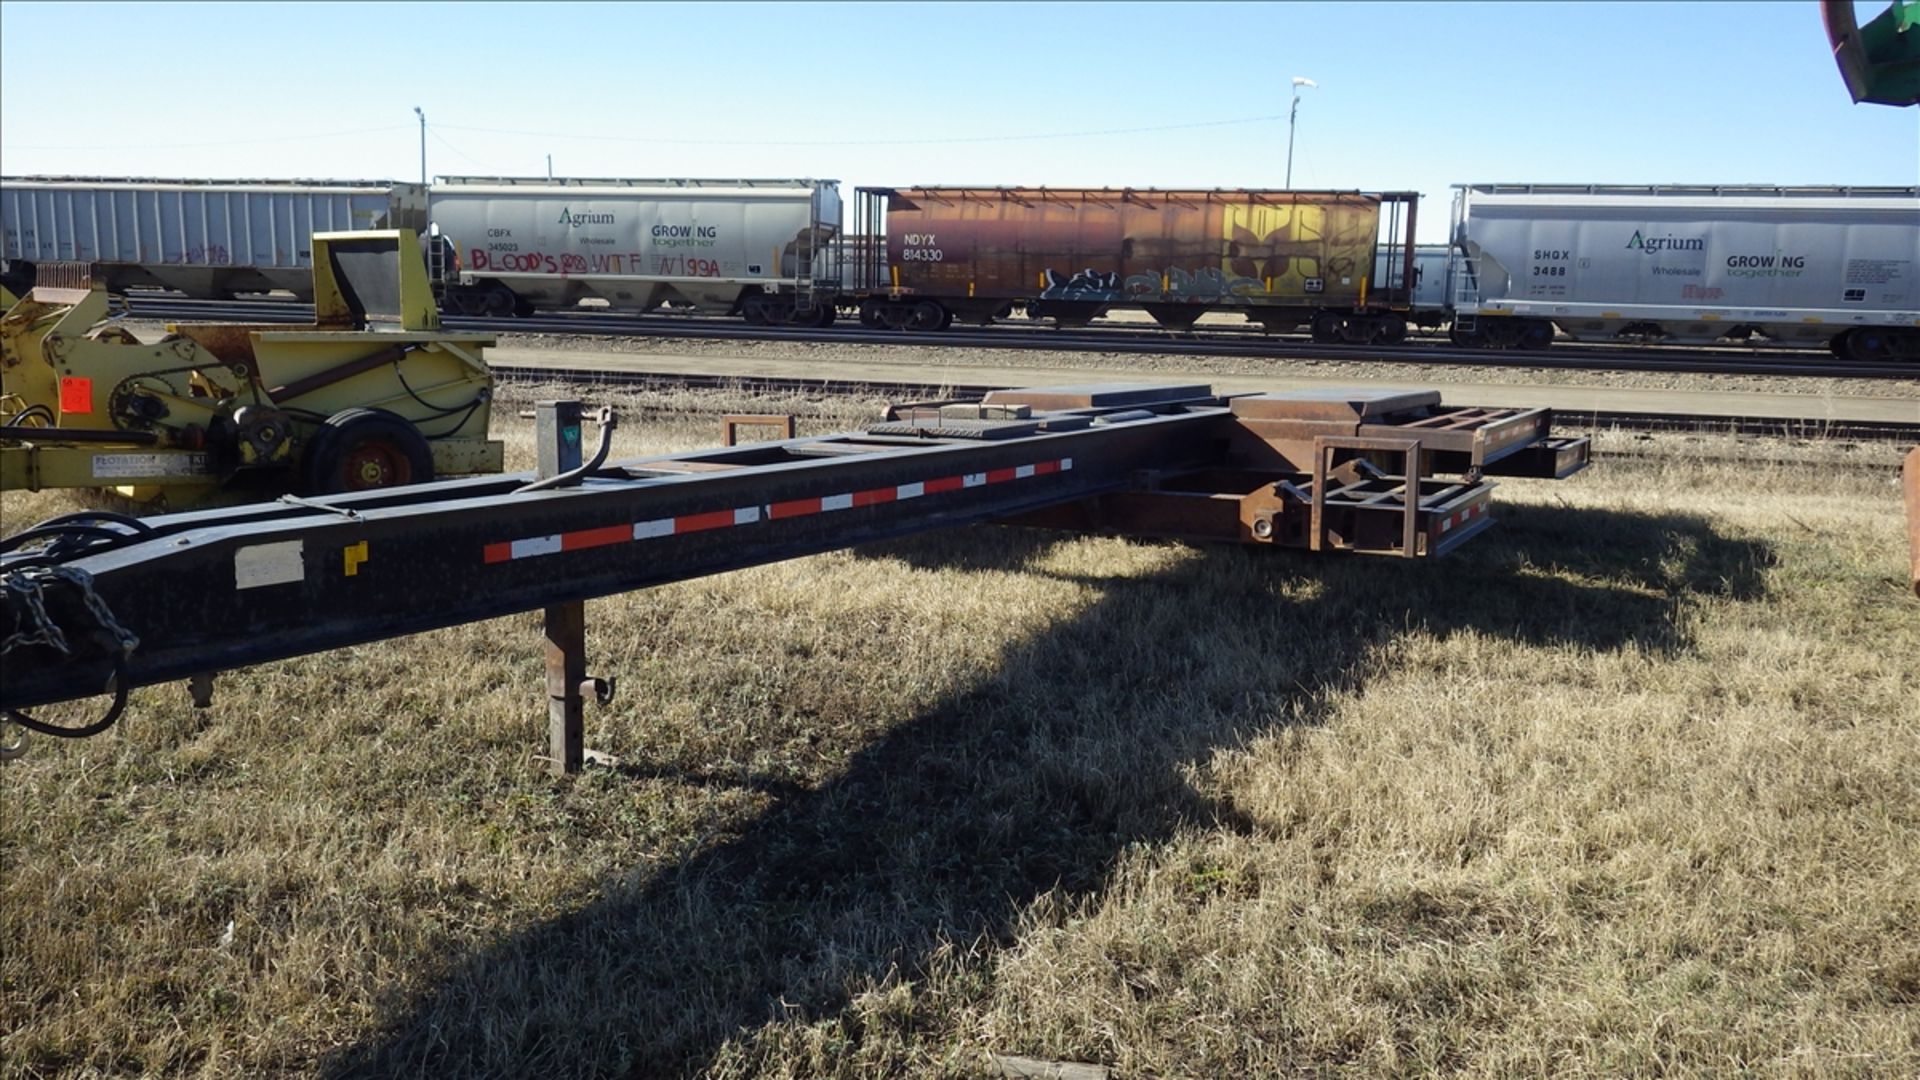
[[3, 385, 1917, 1078]]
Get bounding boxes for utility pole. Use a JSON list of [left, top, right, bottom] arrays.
[[1286, 77, 1316, 188], [413, 107, 427, 185]]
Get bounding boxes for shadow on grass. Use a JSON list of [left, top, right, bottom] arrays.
[[326, 503, 1771, 1078]]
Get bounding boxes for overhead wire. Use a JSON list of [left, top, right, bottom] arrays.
[[433, 113, 1289, 148], [10, 124, 414, 151]]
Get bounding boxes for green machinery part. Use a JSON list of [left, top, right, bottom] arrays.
[[1823, 0, 1920, 106]]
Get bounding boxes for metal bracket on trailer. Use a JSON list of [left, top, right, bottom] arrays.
[[0, 381, 1589, 767]]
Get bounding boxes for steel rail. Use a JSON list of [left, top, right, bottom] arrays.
[[490, 365, 1920, 444], [113, 294, 1919, 381]]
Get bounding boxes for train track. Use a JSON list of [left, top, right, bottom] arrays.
[[490, 364, 1920, 444], [116, 294, 1920, 382]]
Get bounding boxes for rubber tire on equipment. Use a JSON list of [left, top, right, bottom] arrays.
[[301, 407, 435, 494]]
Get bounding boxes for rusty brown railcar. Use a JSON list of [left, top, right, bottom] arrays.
[[846, 187, 1417, 340]]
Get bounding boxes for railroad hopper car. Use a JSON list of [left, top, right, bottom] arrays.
[[426, 177, 842, 323], [847, 187, 1419, 340], [0, 177, 426, 300], [1450, 183, 1920, 359]]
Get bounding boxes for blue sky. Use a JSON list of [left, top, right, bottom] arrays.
[[2, 1, 1914, 241]]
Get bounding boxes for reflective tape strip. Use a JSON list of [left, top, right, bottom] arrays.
[[483, 456, 1074, 564], [1433, 502, 1487, 536]]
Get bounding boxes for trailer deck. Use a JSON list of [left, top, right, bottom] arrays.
[[1, 381, 1588, 767]]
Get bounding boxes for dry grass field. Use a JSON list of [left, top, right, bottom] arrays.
[[3, 385, 1917, 1078]]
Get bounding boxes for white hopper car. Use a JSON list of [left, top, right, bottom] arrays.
[[1446, 183, 1920, 360], [425, 177, 842, 324], [0, 177, 426, 300]]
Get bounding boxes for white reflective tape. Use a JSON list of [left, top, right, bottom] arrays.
[[513, 535, 563, 559], [1061, 458, 1074, 471], [733, 506, 760, 525], [897, 482, 925, 499], [822, 493, 853, 511], [1015, 464, 1036, 479], [633, 518, 673, 540], [963, 473, 986, 488], [234, 540, 304, 590], [1439, 518, 1452, 533]]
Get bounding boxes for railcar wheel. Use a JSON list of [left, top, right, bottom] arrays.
[[1842, 328, 1892, 362], [1311, 313, 1342, 344], [302, 407, 434, 494], [1375, 316, 1408, 345], [858, 300, 887, 329], [908, 300, 947, 331], [482, 287, 515, 317], [1517, 320, 1554, 350], [741, 296, 771, 325]]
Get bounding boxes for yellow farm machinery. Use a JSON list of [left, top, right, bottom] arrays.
[[1, 231, 498, 507]]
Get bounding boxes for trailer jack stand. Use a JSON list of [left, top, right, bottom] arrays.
[[535, 400, 621, 774], [1904, 447, 1919, 599]]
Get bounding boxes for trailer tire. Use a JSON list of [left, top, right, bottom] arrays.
[[302, 407, 434, 494]]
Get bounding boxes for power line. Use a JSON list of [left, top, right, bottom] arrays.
[[428, 126, 490, 169], [8, 124, 413, 151], [433, 113, 1289, 148]]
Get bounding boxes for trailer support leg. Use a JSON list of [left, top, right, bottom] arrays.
[[1904, 446, 1919, 600], [545, 600, 586, 776], [537, 399, 589, 775]]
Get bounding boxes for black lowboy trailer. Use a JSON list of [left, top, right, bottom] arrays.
[[1, 382, 1588, 768]]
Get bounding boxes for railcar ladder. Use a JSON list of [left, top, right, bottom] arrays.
[[1451, 254, 1480, 335]]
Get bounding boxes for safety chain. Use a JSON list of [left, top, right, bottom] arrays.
[[1, 565, 141, 758]]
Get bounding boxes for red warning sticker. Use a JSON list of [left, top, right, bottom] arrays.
[[60, 376, 94, 415]]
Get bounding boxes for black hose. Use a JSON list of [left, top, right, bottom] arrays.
[[394, 362, 488, 421], [34, 510, 154, 535], [1, 513, 156, 569], [0, 523, 135, 556], [3, 660, 129, 739], [514, 409, 618, 494], [4, 404, 56, 428]]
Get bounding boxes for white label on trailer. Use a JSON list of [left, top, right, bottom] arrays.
[[235, 541, 305, 591], [91, 452, 210, 479]]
